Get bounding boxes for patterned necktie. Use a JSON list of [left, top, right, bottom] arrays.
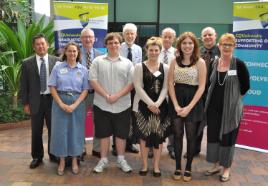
[[40, 57, 47, 92], [202, 50, 212, 64], [163, 50, 168, 64], [86, 51, 91, 69], [202, 50, 212, 70], [127, 48, 132, 61]]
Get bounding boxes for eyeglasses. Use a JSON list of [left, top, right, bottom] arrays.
[[107, 41, 120, 45], [82, 35, 94, 39], [220, 43, 234, 48]]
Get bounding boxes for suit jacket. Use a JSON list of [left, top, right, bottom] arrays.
[[19, 54, 59, 115], [93, 48, 103, 58], [80, 47, 103, 67]]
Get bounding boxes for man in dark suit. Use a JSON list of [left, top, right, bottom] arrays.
[[20, 33, 59, 169], [80, 28, 103, 158]]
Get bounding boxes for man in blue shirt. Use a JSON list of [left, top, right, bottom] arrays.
[[117, 23, 142, 155], [80, 28, 103, 158]]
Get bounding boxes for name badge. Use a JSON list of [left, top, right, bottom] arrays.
[[153, 71, 161, 77], [228, 70, 237, 76], [60, 68, 68, 74]]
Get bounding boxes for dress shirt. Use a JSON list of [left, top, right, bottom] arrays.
[[81, 47, 95, 68], [120, 42, 142, 65], [158, 46, 176, 65], [90, 54, 134, 113], [36, 54, 50, 94], [48, 61, 89, 93]]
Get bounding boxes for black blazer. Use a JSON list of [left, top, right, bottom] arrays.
[[19, 54, 59, 115]]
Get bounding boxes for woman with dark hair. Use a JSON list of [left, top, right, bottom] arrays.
[[48, 42, 89, 175], [168, 32, 206, 181], [205, 33, 250, 182]]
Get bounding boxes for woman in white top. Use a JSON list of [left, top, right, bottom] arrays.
[[133, 37, 170, 177]]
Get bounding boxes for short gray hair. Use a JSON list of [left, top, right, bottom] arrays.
[[81, 27, 95, 36], [123, 23, 137, 34], [161, 27, 176, 37], [201, 27, 216, 36]]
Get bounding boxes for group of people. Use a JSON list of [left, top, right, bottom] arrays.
[[19, 23, 250, 182]]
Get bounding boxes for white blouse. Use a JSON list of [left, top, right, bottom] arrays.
[[132, 62, 169, 112]]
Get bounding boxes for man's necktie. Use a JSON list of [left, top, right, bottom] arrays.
[[163, 50, 168, 64], [202, 50, 212, 64], [86, 51, 91, 69], [40, 57, 47, 92], [127, 48, 132, 61], [202, 50, 212, 69]]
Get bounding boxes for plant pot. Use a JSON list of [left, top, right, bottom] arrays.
[[0, 120, 30, 131]]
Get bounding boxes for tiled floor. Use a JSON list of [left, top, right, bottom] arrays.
[[0, 125, 267, 186]]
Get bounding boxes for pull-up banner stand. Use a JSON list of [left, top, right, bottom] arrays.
[[233, 1, 268, 153]]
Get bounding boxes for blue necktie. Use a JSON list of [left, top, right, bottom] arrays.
[[40, 57, 47, 92], [127, 48, 132, 61]]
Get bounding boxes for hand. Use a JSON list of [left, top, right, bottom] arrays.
[[24, 104, 30, 114], [179, 106, 191, 117], [175, 106, 182, 116], [106, 94, 119, 104], [65, 104, 77, 113], [59, 103, 70, 113], [148, 105, 160, 115]]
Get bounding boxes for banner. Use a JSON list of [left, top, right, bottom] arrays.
[[53, 1, 108, 53], [233, 2, 268, 152]]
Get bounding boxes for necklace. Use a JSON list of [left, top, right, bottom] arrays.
[[217, 71, 227, 86], [217, 58, 229, 86]]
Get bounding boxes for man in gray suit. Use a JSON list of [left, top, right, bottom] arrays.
[[80, 28, 103, 158], [20, 33, 59, 169]]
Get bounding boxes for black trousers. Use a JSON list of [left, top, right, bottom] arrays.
[[31, 95, 53, 160]]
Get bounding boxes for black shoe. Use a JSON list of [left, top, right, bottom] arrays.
[[139, 170, 148, 176], [169, 151, 175, 159], [148, 149, 153, 159], [112, 148, 117, 156], [153, 170, 161, 177], [80, 151, 87, 161], [92, 150, 101, 158], [29, 159, 43, 169], [49, 155, 59, 163], [126, 145, 139, 153]]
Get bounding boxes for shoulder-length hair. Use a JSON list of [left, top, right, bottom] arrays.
[[60, 41, 81, 62], [175, 32, 200, 66]]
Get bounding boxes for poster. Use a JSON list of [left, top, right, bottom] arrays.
[[233, 1, 268, 152], [53, 1, 108, 53]]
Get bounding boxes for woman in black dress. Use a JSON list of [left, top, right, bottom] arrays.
[[205, 33, 250, 182], [133, 37, 170, 177], [168, 32, 206, 181]]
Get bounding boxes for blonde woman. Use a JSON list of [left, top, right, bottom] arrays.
[[133, 37, 170, 177]]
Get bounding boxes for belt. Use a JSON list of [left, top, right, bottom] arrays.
[[88, 89, 95, 94], [57, 90, 80, 96], [40, 94, 51, 97]]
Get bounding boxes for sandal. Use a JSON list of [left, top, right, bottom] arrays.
[[205, 168, 221, 176], [220, 174, 230, 182], [173, 170, 182, 180], [183, 171, 192, 182]]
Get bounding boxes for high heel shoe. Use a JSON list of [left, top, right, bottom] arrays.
[[153, 170, 161, 177], [183, 171, 192, 182], [173, 170, 182, 180], [139, 170, 148, 176]]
